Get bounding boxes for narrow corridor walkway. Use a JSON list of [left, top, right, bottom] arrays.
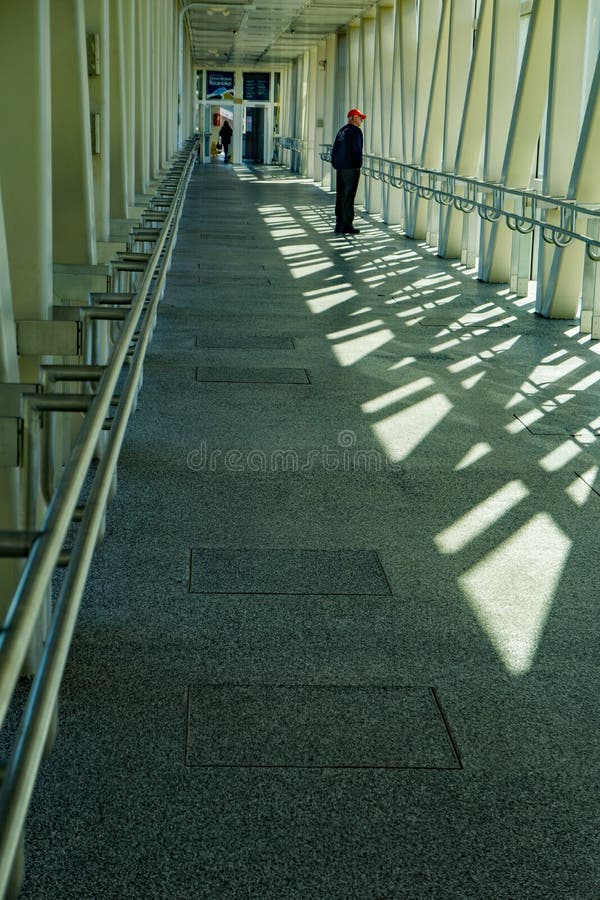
[[17, 163, 600, 898]]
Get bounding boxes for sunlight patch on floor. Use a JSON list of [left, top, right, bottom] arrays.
[[459, 513, 571, 675], [435, 481, 529, 554], [372, 393, 453, 462]]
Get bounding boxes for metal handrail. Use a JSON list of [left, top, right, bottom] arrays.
[[274, 136, 308, 153], [319, 145, 600, 261], [0, 138, 197, 896]]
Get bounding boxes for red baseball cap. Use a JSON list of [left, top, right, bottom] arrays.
[[347, 108, 366, 119]]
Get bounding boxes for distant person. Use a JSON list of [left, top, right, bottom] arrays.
[[219, 120, 232, 161], [330, 108, 366, 234]]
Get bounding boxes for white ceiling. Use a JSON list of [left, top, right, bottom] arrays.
[[183, 0, 378, 67]]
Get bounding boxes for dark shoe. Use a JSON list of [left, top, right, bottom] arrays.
[[334, 225, 344, 233], [344, 226, 360, 234]]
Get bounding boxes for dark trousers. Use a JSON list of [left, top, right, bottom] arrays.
[[335, 168, 361, 229]]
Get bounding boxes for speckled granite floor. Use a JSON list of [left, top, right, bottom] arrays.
[[13, 162, 600, 898]]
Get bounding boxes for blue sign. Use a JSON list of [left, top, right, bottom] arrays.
[[243, 72, 270, 102], [207, 71, 235, 100]]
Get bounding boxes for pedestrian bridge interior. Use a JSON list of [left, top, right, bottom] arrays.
[[0, 1, 598, 898]]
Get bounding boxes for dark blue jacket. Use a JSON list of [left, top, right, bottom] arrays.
[[330, 123, 363, 170]]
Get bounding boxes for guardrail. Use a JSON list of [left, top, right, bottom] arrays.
[[344, 152, 600, 261], [274, 137, 309, 171], [0, 137, 198, 899]]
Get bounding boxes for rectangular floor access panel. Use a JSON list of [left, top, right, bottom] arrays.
[[185, 684, 461, 769], [189, 548, 392, 595], [195, 366, 310, 384]]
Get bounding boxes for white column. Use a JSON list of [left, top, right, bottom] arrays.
[[51, 0, 97, 264], [313, 42, 327, 184], [437, 0, 476, 256], [536, 0, 590, 317], [477, 0, 522, 283], [0, 0, 52, 617], [502, 0, 554, 296], [321, 33, 337, 191], [0, 188, 22, 620], [109, 0, 129, 220], [440, 0, 493, 262], [0, 0, 53, 323], [405, 0, 442, 238], [85, 0, 110, 242], [360, 11, 378, 213], [379, 2, 396, 223], [122, 0, 136, 209], [388, 0, 418, 227], [305, 47, 319, 179]]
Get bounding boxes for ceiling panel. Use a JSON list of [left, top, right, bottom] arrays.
[[184, 0, 377, 67]]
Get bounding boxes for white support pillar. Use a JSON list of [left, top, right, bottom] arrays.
[[422, 0, 451, 246], [135, 0, 150, 194], [85, 0, 110, 243], [0, 187, 22, 622], [51, 0, 97, 265], [313, 42, 327, 184], [347, 23, 361, 112], [581, 220, 600, 337], [0, 0, 53, 325], [405, 0, 442, 239], [388, 0, 418, 228], [440, 0, 493, 261], [168, 1, 179, 157], [379, 3, 396, 223], [122, 0, 136, 210], [109, 0, 129, 221], [437, 0, 476, 257], [0, 0, 52, 620], [477, 0, 521, 283], [502, 0, 554, 296], [148, 0, 157, 178], [360, 11, 378, 214], [321, 33, 337, 191], [306, 47, 319, 180], [576, 53, 600, 333], [536, 0, 590, 318]]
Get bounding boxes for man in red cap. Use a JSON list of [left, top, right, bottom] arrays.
[[330, 108, 366, 234]]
